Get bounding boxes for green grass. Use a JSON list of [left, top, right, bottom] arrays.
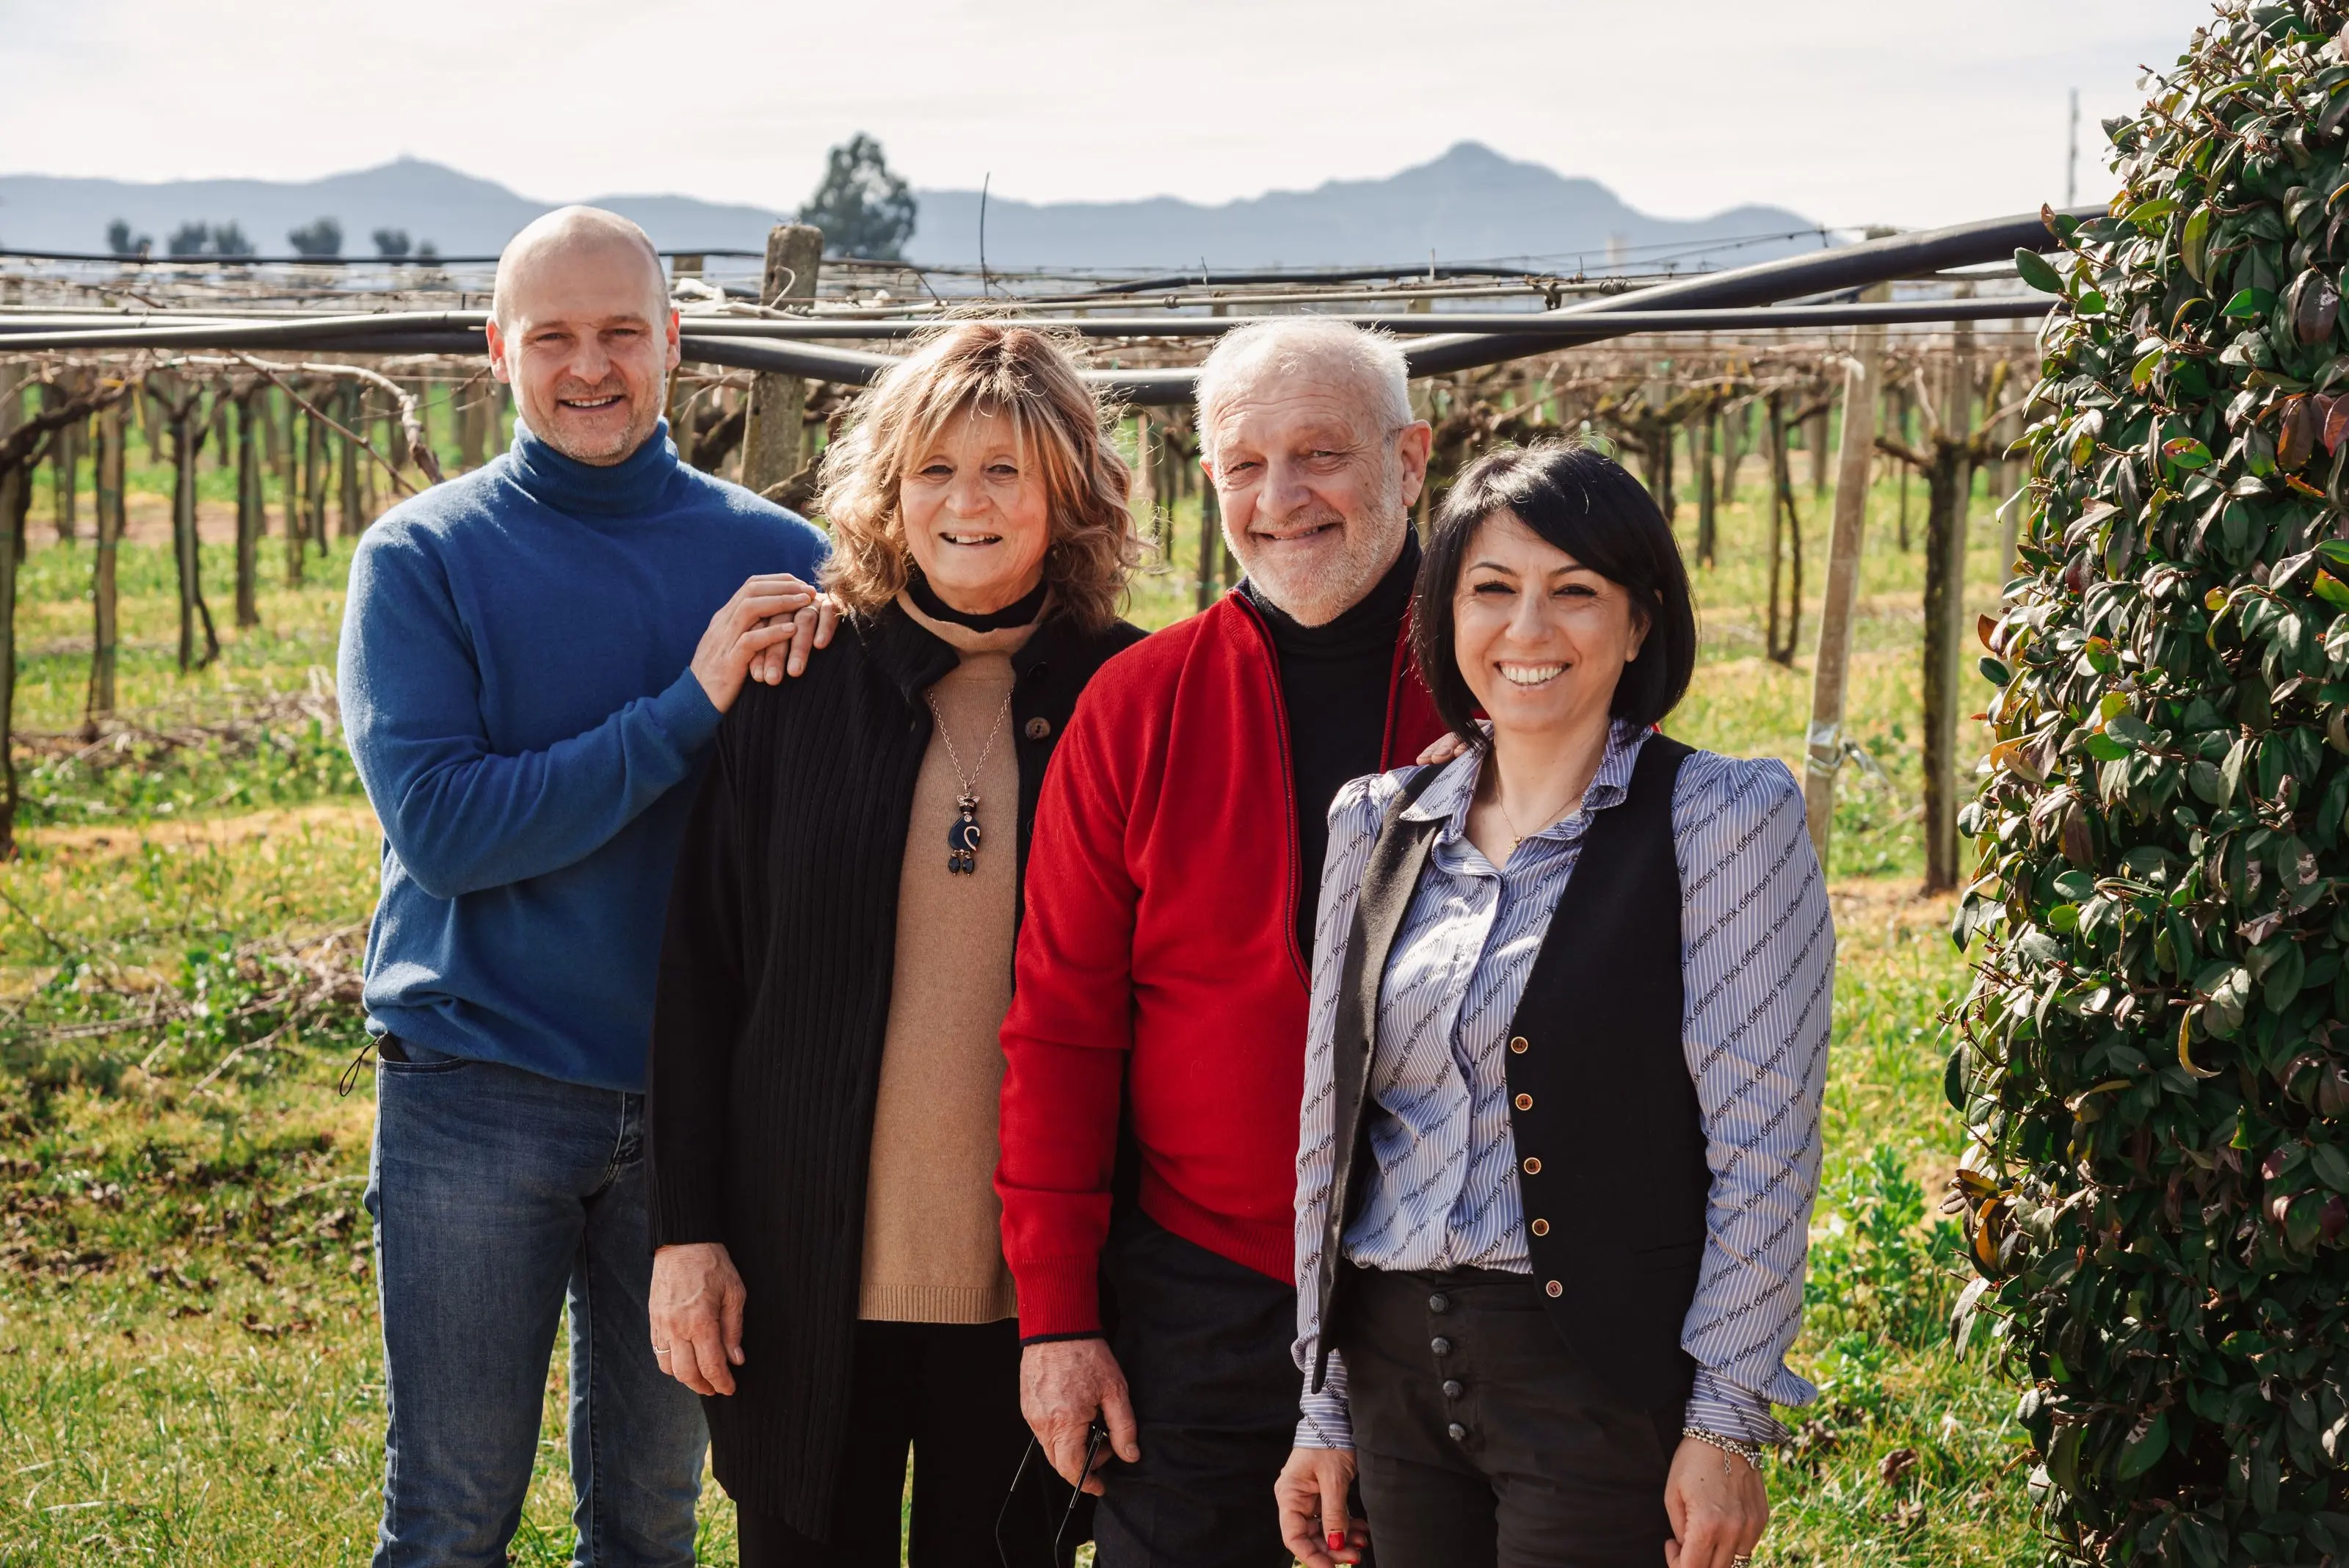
[[1, 449, 2041, 1565]]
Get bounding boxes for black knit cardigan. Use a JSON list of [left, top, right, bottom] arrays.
[[647, 601, 1144, 1531]]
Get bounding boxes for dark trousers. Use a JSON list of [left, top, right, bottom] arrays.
[[736, 1318, 1074, 1568], [1092, 1212, 1297, 1568], [1337, 1266, 1674, 1568]]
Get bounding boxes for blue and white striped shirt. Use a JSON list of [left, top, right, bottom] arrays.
[[1292, 722, 1833, 1449]]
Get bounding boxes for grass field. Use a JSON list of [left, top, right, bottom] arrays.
[[0, 427, 2037, 1566]]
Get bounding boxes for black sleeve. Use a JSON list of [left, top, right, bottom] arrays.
[[646, 715, 749, 1250]]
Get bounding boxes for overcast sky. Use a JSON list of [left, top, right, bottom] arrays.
[[4, 0, 2215, 228]]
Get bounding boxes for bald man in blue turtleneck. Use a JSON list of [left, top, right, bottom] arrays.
[[337, 206, 828, 1568]]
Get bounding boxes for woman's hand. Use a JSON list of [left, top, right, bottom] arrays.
[[1663, 1435, 1769, 1568], [1274, 1445, 1368, 1567], [648, 1242, 746, 1396]]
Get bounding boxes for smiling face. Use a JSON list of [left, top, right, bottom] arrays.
[[1203, 360, 1430, 626], [486, 217, 678, 466], [898, 404, 1053, 616], [1452, 508, 1648, 742]]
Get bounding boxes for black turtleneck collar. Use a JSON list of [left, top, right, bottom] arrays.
[[1242, 531, 1421, 659], [1242, 529, 1423, 966], [907, 570, 1050, 633]]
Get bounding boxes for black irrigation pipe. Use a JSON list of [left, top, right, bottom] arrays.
[[0, 206, 2096, 404], [1390, 203, 2103, 378], [0, 295, 2053, 351], [0, 246, 764, 266]]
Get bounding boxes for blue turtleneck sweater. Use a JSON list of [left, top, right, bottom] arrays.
[[338, 421, 829, 1091]]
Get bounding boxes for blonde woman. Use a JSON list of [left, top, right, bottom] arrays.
[[646, 322, 1144, 1567]]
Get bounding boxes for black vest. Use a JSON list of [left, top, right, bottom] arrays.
[[1312, 734, 1709, 1420]]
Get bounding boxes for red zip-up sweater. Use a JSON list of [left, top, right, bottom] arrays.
[[996, 590, 1447, 1338]]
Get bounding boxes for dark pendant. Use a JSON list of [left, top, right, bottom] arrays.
[[946, 793, 982, 875]]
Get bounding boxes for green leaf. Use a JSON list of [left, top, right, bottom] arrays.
[[2165, 436, 2215, 471], [2314, 570, 2349, 609], [2226, 286, 2279, 318], [2310, 1140, 2349, 1194], [1980, 656, 2013, 686], [2085, 733, 2132, 762], [2126, 196, 2179, 231], [2077, 288, 2109, 315], [2183, 206, 2213, 283], [2114, 1410, 2171, 1481], [2316, 538, 2349, 565], [2014, 247, 2066, 294], [2048, 903, 2083, 932]]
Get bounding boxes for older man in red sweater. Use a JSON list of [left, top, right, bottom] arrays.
[[998, 319, 1445, 1567]]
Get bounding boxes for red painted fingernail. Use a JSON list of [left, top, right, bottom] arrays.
[[1329, 1531, 1347, 1551]]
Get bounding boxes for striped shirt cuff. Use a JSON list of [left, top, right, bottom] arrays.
[[1685, 1368, 1793, 1447], [1296, 1351, 1354, 1451]]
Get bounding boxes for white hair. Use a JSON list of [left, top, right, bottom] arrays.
[[1193, 318, 1413, 451]]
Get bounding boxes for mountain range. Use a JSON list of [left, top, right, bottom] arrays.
[[0, 142, 1826, 272]]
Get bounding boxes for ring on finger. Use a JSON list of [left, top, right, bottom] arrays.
[[652, 1345, 672, 1357]]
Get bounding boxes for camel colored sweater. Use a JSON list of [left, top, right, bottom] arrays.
[[857, 595, 1035, 1322]]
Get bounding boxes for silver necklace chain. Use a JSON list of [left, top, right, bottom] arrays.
[[926, 689, 1013, 799]]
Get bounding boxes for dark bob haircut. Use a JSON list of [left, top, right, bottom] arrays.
[[1410, 439, 1697, 746]]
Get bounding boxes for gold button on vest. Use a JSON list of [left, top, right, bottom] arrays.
[[1529, 1218, 1550, 1237], [1508, 1035, 1529, 1054], [1522, 1156, 1542, 1175]]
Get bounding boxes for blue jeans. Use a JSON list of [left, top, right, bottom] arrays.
[[366, 1045, 705, 1568]]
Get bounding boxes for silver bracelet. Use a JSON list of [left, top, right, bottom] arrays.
[[1680, 1425, 1764, 1474]]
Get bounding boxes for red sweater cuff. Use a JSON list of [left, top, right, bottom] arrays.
[[1014, 1255, 1103, 1340]]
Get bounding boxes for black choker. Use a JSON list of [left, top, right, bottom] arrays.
[[908, 572, 1048, 632]]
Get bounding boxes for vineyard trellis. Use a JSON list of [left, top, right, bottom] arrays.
[[0, 207, 2074, 868]]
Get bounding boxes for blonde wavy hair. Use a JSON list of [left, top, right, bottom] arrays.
[[816, 321, 1141, 632]]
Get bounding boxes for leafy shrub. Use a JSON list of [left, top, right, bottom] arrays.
[[1954, 4, 2349, 1560]]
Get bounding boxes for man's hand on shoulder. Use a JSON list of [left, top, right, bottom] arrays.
[[749, 591, 840, 686], [691, 574, 834, 712], [1019, 1337, 1141, 1496]]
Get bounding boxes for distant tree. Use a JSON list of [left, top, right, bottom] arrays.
[[372, 228, 412, 260], [105, 219, 153, 258], [211, 222, 255, 258], [166, 222, 211, 258], [286, 217, 344, 258], [798, 134, 917, 260], [415, 240, 440, 262]]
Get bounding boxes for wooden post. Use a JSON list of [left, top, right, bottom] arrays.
[[303, 393, 327, 552], [1693, 406, 1718, 567], [1802, 292, 1889, 856], [277, 387, 303, 586], [1923, 310, 1978, 892], [168, 395, 219, 670], [458, 383, 486, 472], [1196, 479, 1223, 612], [234, 386, 261, 628], [740, 225, 824, 496], [1806, 405, 1831, 496], [1765, 393, 1790, 664], [357, 385, 380, 523], [88, 398, 123, 727], [666, 255, 702, 467], [338, 382, 364, 537], [46, 378, 80, 542], [0, 374, 19, 857], [1716, 399, 1746, 529], [1130, 412, 1155, 542]]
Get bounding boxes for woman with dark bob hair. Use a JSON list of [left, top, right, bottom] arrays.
[[646, 321, 1144, 1566], [1275, 440, 1832, 1568]]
